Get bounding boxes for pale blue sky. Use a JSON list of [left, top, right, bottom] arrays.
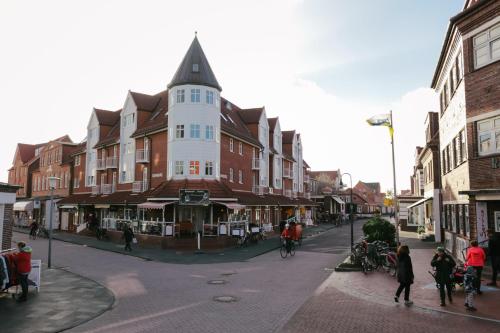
[[0, 0, 464, 191]]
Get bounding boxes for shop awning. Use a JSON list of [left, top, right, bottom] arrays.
[[59, 205, 78, 209], [94, 204, 111, 209], [214, 201, 246, 210], [13, 201, 34, 211], [407, 197, 432, 209], [137, 201, 175, 209], [332, 196, 345, 205]]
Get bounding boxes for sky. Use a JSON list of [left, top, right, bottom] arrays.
[[0, 0, 464, 192]]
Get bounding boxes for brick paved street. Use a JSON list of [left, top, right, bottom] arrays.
[[7, 221, 364, 333]]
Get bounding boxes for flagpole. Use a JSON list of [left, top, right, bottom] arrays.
[[390, 110, 399, 246]]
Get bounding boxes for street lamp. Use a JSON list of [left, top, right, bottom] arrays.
[[339, 173, 354, 251], [47, 176, 60, 269]]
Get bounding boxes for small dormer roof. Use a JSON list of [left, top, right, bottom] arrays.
[[168, 35, 221, 91]]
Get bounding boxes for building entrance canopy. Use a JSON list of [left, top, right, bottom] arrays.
[[13, 201, 34, 211]]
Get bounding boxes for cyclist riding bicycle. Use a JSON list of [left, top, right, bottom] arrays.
[[281, 224, 293, 254]]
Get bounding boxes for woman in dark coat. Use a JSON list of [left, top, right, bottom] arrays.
[[123, 226, 135, 252], [395, 245, 414, 305], [431, 246, 456, 306]]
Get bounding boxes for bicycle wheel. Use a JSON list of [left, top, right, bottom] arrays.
[[290, 243, 296, 256], [280, 245, 287, 258]]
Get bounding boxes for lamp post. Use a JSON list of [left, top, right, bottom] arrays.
[[47, 176, 60, 269], [340, 173, 353, 251]]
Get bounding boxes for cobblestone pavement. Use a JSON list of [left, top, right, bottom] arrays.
[[8, 220, 364, 333], [0, 266, 113, 333]]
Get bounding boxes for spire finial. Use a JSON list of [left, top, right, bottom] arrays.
[[195, 31, 197, 37]]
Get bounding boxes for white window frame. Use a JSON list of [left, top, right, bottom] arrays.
[[229, 138, 234, 152], [175, 161, 184, 175], [229, 168, 234, 182], [176, 125, 184, 139], [478, 116, 500, 156], [206, 91, 214, 104], [189, 161, 200, 175], [190, 124, 200, 138], [191, 88, 201, 103], [176, 89, 185, 103], [238, 142, 243, 155], [473, 23, 500, 69], [205, 125, 214, 140], [238, 170, 243, 184], [205, 161, 213, 176], [75, 155, 81, 166]]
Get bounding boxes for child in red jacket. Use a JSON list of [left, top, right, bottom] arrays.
[[14, 241, 32, 302]]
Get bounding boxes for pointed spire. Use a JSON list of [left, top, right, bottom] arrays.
[[168, 34, 221, 91]]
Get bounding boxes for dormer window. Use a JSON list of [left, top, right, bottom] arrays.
[[192, 63, 199, 72]]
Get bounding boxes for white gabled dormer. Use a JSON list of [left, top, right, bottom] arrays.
[[272, 118, 283, 189], [296, 134, 304, 193], [257, 109, 270, 188], [166, 34, 222, 181], [119, 92, 138, 183], [85, 110, 100, 187]]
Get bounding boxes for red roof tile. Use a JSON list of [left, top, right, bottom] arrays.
[[130, 91, 162, 111], [238, 107, 264, 124], [282, 130, 295, 144], [95, 109, 121, 126]]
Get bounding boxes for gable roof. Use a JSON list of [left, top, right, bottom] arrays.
[[238, 107, 264, 124], [282, 130, 296, 144], [220, 98, 263, 148], [16, 143, 41, 164], [268, 117, 278, 131], [130, 91, 161, 111], [168, 35, 221, 91], [94, 109, 121, 126], [131, 90, 169, 138]]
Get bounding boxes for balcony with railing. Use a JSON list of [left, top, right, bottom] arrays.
[[106, 156, 118, 169], [101, 184, 115, 195], [136, 149, 150, 163], [284, 189, 292, 198], [304, 174, 310, 183], [252, 185, 265, 196], [304, 192, 311, 199], [96, 159, 106, 170], [91, 185, 101, 195], [132, 180, 149, 193], [292, 191, 298, 199], [252, 158, 260, 170]]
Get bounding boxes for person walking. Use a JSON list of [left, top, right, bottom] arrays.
[[487, 230, 500, 287], [394, 245, 414, 306], [464, 266, 477, 311], [29, 221, 39, 240], [466, 240, 486, 294], [13, 241, 32, 302], [123, 226, 135, 252], [431, 246, 456, 306]]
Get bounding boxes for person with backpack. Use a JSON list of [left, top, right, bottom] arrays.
[[394, 245, 414, 306], [431, 246, 456, 306]]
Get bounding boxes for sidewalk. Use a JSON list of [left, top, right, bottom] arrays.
[[13, 222, 339, 265], [0, 265, 114, 333], [281, 236, 500, 332]]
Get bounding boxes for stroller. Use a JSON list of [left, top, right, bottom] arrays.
[[428, 264, 465, 291]]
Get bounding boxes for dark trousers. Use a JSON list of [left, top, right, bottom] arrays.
[[438, 282, 453, 302], [472, 266, 483, 292], [125, 241, 132, 252], [492, 257, 500, 283], [396, 283, 411, 301], [285, 238, 292, 253], [17, 273, 29, 300]]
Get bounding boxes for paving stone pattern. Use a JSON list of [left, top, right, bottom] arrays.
[[0, 266, 114, 333]]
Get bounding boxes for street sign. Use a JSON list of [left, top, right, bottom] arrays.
[[179, 189, 210, 205]]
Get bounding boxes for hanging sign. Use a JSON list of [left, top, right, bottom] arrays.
[[179, 189, 210, 206]]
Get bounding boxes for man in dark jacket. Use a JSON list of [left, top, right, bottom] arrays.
[[487, 230, 500, 287], [431, 246, 456, 306], [123, 226, 134, 252]]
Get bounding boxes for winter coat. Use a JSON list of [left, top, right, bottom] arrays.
[[431, 253, 456, 284], [397, 253, 414, 284], [14, 246, 32, 274], [489, 234, 500, 257], [123, 228, 134, 242], [466, 246, 486, 267]]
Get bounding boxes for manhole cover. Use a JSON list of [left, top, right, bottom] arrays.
[[213, 295, 239, 303], [208, 279, 228, 285]]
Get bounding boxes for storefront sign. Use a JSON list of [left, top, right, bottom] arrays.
[[476, 202, 488, 245], [179, 189, 209, 205]]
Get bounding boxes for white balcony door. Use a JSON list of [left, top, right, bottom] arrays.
[[143, 167, 148, 190], [144, 138, 149, 153], [101, 174, 105, 187], [112, 172, 117, 191], [113, 145, 117, 157]]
